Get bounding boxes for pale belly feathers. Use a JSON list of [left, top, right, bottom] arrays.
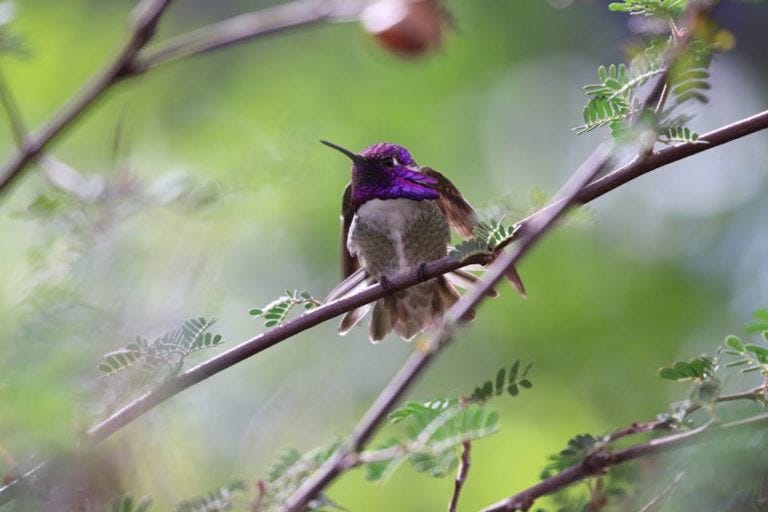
[[348, 198, 450, 278]]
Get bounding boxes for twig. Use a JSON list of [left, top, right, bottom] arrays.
[[448, 441, 471, 512], [480, 413, 768, 512], [637, 471, 685, 512], [135, 0, 362, 72], [605, 384, 768, 443]]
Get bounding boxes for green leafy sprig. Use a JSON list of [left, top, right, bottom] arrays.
[[468, 360, 534, 402], [608, 0, 686, 19], [98, 317, 224, 377], [365, 361, 533, 482], [575, 3, 717, 145], [721, 309, 768, 376], [250, 289, 321, 328], [258, 444, 343, 511], [450, 219, 520, 261]]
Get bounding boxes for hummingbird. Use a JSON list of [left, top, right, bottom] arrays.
[[322, 140, 525, 342]]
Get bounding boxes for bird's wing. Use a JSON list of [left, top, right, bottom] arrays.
[[341, 182, 360, 279], [420, 167, 478, 238], [421, 167, 527, 297]]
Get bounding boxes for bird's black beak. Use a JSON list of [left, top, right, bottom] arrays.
[[320, 140, 364, 164]]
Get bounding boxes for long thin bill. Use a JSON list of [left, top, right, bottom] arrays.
[[320, 140, 364, 163]]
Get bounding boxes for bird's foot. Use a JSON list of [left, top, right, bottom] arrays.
[[379, 275, 394, 295], [417, 262, 429, 282]]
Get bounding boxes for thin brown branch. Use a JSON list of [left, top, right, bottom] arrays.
[[135, 0, 361, 72], [448, 441, 471, 512], [481, 413, 768, 512], [606, 384, 768, 443], [0, 0, 173, 197]]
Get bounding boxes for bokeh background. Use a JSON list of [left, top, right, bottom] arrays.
[[2, 0, 768, 510]]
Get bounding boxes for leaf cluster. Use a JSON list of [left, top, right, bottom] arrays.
[[540, 434, 604, 480], [366, 362, 533, 481], [608, 0, 686, 19], [258, 444, 343, 512], [366, 399, 498, 481], [658, 308, 768, 407], [721, 309, 768, 376], [449, 219, 519, 261], [575, 2, 718, 146], [468, 360, 533, 402], [250, 289, 321, 328], [98, 317, 224, 377]]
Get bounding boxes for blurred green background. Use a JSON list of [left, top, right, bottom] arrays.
[[1, 0, 768, 510]]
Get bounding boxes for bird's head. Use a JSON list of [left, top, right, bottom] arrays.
[[321, 140, 439, 207]]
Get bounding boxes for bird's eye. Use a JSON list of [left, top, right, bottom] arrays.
[[381, 156, 397, 167]]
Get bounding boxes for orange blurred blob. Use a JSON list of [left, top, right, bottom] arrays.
[[361, 0, 446, 57]]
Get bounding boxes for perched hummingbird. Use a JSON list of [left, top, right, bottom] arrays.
[[322, 140, 525, 342]]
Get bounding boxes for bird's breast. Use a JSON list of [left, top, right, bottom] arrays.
[[354, 198, 430, 232], [349, 198, 449, 277]]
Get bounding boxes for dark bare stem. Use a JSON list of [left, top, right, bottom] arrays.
[[0, 0, 173, 197], [136, 0, 361, 71], [481, 413, 768, 512], [448, 441, 471, 512], [606, 384, 767, 443]]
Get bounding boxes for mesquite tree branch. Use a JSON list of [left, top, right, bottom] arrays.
[[135, 0, 362, 72], [0, 106, 766, 507]]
